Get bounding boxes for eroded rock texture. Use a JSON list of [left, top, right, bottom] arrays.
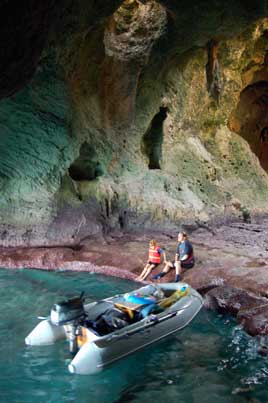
[[1, 0, 268, 245]]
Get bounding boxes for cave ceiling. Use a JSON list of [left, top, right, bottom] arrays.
[[0, 0, 266, 99], [0, 0, 268, 246]]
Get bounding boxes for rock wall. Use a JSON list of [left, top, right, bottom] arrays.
[[0, 0, 268, 245]]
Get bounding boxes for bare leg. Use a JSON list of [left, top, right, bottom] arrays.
[[136, 264, 150, 280], [139, 264, 156, 281], [151, 261, 174, 280], [175, 261, 182, 282], [162, 261, 174, 274], [175, 261, 182, 276]]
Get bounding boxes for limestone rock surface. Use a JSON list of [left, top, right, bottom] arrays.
[[0, 0, 268, 245]]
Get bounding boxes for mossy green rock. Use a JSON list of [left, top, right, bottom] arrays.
[[0, 0, 268, 245]]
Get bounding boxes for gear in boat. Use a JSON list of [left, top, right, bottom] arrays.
[[25, 283, 203, 374], [49, 284, 190, 352]]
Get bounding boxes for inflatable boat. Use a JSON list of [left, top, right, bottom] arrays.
[[25, 282, 203, 375]]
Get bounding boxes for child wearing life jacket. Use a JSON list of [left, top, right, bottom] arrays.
[[136, 239, 166, 282]]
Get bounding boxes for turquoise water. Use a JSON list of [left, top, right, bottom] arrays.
[[0, 268, 268, 403]]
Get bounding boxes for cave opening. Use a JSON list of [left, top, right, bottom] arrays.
[[142, 107, 168, 169], [228, 80, 268, 172], [69, 142, 104, 181]]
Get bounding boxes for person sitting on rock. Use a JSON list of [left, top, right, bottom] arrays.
[[152, 232, 195, 282], [136, 239, 166, 282]]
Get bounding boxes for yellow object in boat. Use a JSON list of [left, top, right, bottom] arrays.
[[158, 286, 189, 309]]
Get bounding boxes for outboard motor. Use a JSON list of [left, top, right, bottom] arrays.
[[50, 293, 86, 354]]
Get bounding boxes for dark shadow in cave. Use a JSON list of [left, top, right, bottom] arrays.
[[228, 80, 268, 172], [206, 39, 221, 103], [69, 142, 104, 181], [142, 107, 168, 169]]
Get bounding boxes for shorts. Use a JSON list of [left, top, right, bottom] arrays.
[[148, 261, 159, 267], [171, 261, 194, 270]]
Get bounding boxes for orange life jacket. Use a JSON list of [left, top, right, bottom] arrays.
[[148, 246, 161, 264]]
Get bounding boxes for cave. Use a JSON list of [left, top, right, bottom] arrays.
[[68, 142, 104, 181], [143, 107, 168, 170], [0, 0, 268, 247], [229, 80, 268, 171]]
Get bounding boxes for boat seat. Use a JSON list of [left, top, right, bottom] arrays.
[[114, 291, 157, 320]]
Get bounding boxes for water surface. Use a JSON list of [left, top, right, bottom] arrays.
[[0, 268, 267, 403]]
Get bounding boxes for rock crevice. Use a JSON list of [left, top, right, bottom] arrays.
[[0, 1, 268, 246]]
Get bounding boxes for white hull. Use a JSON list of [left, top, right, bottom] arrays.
[[25, 319, 66, 345]]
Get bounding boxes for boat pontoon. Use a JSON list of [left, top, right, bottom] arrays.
[[25, 282, 203, 375]]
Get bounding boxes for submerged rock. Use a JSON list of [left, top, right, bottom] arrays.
[[204, 286, 263, 315], [238, 304, 268, 336], [204, 285, 268, 337]]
